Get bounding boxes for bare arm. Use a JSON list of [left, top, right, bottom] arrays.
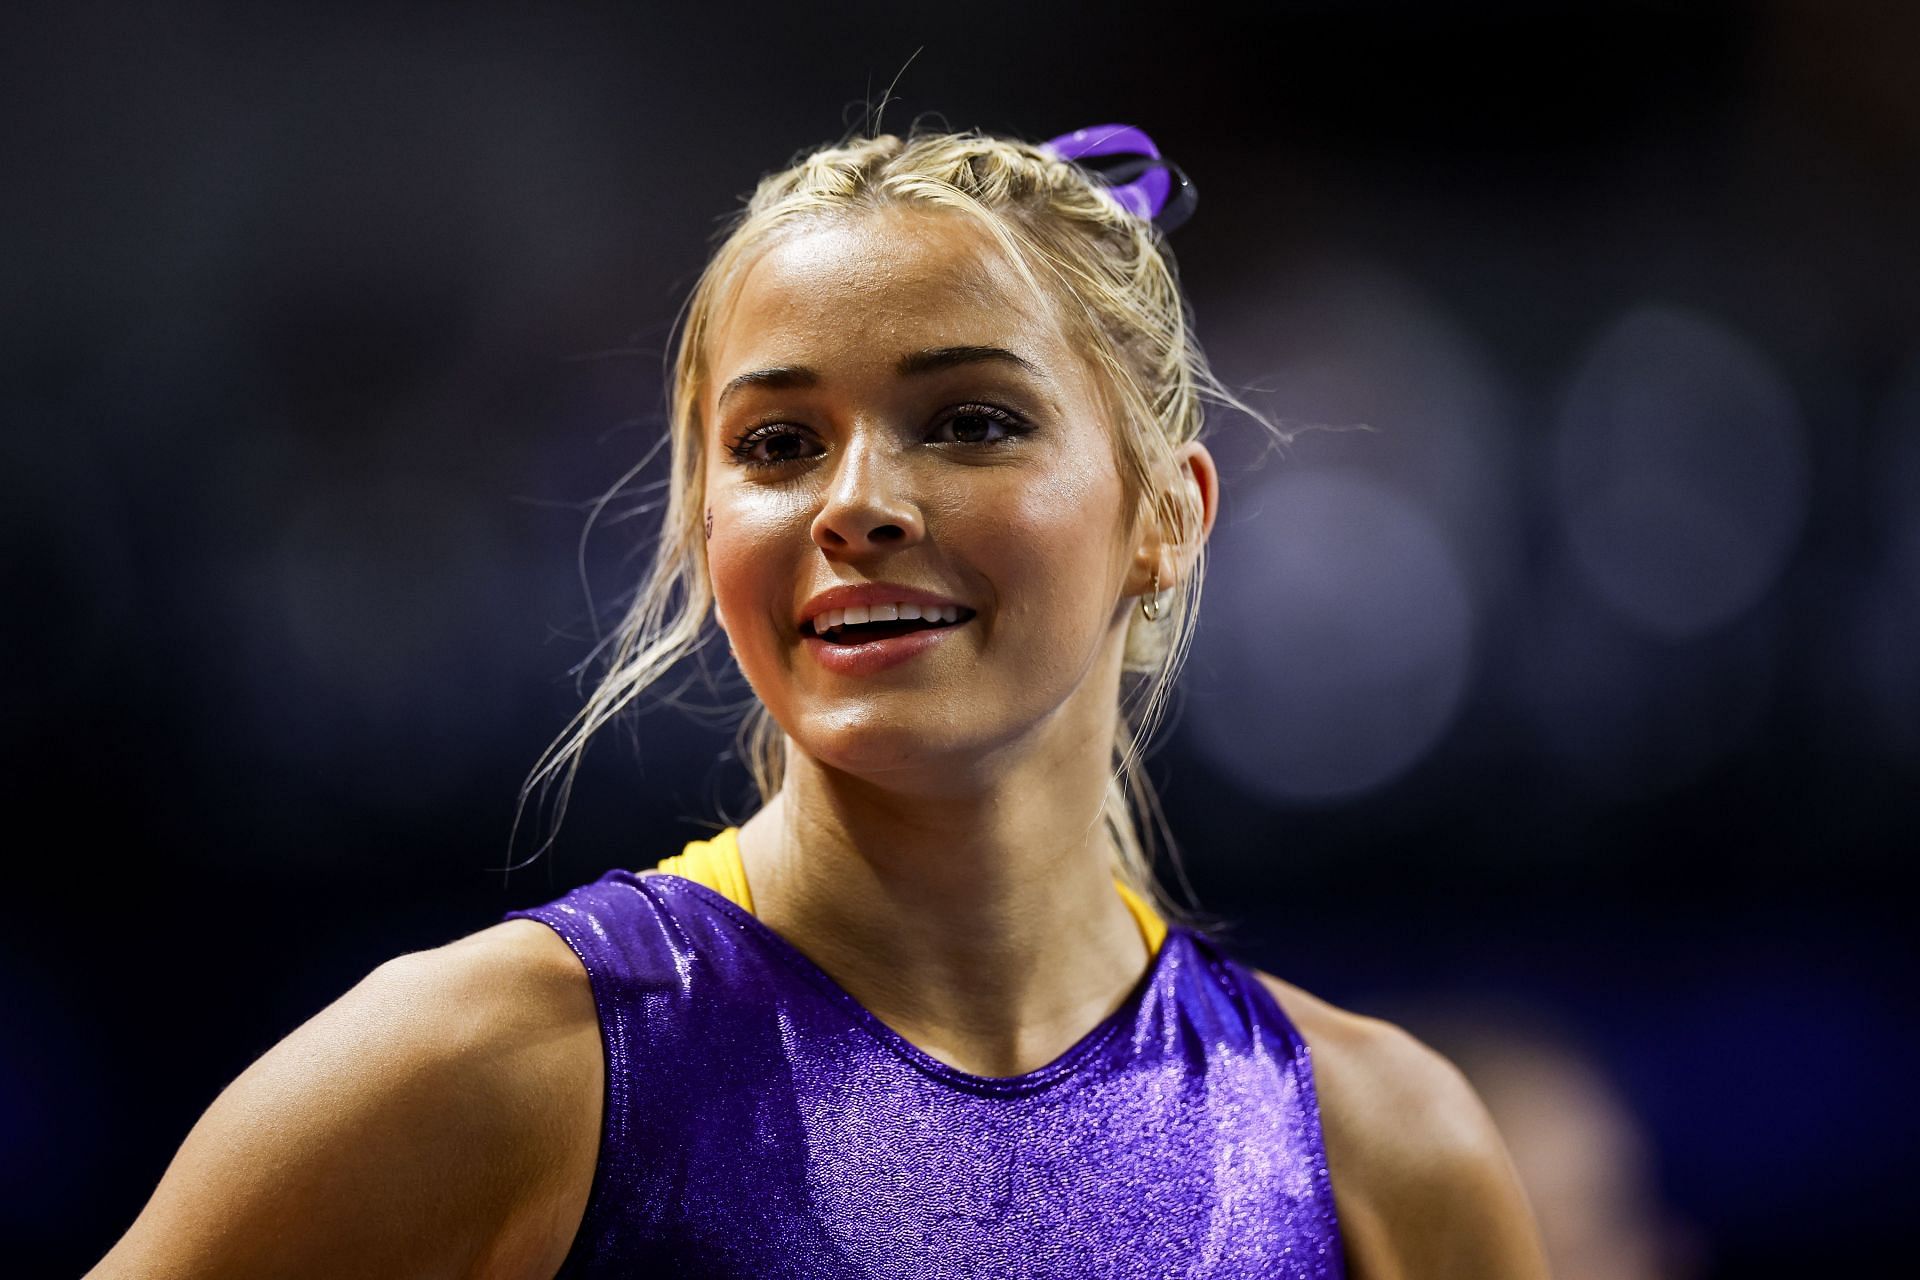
[[1260, 974, 1552, 1280], [85, 921, 602, 1280]]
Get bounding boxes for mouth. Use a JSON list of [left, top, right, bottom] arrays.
[[794, 610, 975, 679], [801, 605, 977, 646]]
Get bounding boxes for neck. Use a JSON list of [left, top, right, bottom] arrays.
[[735, 709, 1154, 1078]]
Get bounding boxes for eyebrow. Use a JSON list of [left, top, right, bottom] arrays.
[[715, 346, 1040, 411]]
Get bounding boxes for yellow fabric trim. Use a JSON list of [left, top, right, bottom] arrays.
[[1112, 877, 1170, 958], [652, 827, 755, 915], [651, 827, 1166, 958]]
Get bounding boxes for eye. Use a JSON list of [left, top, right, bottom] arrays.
[[727, 423, 823, 469], [726, 403, 1032, 468], [929, 403, 1032, 446]]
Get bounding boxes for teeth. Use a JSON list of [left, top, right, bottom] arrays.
[[811, 601, 966, 635]]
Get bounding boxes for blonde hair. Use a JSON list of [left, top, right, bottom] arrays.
[[513, 126, 1266, 933]]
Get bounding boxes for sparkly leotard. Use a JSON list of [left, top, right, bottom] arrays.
[[502, 829, 1346, 1278]]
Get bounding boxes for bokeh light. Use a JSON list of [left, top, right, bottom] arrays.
[[10, 6, 1918, 1273], [1206, 257, 1521, 610], [1554, 305, 1808, 639], [1187, 469, 1474, 803]]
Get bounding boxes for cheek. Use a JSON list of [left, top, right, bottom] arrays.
[[704, 483, 813, 633], [973, 465, 1130, 634]]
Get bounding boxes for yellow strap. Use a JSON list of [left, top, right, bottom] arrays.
[[1113, 876, 1170, 958], [653, 827, 756, 915], [652, 827, 1166, 958]]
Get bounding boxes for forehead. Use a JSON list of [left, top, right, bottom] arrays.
[[707, 206, 1076, 382]]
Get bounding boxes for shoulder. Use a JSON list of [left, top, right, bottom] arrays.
[[1252, 971, 1551, 1280], [401, 915, 602, 1040], [365, 918, 604, 1168], [87, 919, 601, 1280], [384, 920, 606, 1271], [1252, 969, 1480, 1152]]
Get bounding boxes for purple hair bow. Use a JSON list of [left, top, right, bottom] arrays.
[[1040, 123, 1198, 232]]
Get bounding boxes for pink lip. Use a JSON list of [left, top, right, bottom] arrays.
[[794, 581, 976, 677], [802, 624, 965, 676], [794, 582, 971, 632]]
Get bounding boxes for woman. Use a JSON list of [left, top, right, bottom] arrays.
[[87, 125, 1549, 1279]]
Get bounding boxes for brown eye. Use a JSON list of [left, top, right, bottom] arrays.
[[728, 424, 823, 468], [931, 404, 1031, 447], [759, 432, 813, 461], [949, 413, 995, 443]]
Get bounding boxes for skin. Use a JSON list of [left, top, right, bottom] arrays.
[[702, 204, 1550, 1277], [84, 201, 1547, 1280], [698, 205, 1551, 1274], [703, 204, 1188, 1075]]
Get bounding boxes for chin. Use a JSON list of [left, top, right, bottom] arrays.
[[791, 704, 1008, 788]]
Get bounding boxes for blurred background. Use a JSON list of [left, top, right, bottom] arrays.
[[5, 1, 1914, 1275]]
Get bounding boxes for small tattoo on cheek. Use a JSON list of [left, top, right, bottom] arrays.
[[704, 508, 713, 541]]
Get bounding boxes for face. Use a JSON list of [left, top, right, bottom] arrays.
[[701, 205, 1148, 785]]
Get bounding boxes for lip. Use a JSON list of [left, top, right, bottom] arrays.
[[802, 624, 965, 676], [794, 582, 972, 633]]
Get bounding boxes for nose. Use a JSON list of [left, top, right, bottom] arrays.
[[811, 432, 925, 555]]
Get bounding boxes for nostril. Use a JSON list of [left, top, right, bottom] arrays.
[[869, 524, 906, 543]]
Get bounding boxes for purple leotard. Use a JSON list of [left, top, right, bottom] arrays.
[[504, 869, 1345, 1277]]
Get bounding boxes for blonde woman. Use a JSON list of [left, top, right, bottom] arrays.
[[87, 125, 1550, 1279]]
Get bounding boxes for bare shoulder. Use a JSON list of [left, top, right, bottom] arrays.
[[86, 919, 602, 1280], [1253, 971, 1551, 1280]]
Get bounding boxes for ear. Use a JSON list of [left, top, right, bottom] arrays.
[[1127, 440, 1220, 596]]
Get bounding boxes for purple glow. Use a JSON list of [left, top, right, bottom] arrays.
[[1207, 259, 1520, 610], [1187, 470, 1474, 803], [1554, 305, 1807, 638]]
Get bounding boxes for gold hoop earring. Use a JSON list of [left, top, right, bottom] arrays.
[[1140, 567, 1163, 622]]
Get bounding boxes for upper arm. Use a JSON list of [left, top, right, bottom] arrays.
[[1258, 974, 1551, 1280], [85, 920, 603, 1280]]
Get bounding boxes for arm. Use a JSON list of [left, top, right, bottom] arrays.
[[1259, 974, 1552, 1280], [85, 921, 603, 1280]]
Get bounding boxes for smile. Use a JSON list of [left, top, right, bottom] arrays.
[[803, 601, 975, 643], [799, 605, 977, 676]]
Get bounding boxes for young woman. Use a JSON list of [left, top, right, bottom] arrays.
[[88, 126, 1550, 1279]]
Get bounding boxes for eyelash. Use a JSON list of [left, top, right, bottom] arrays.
[[725, 403, 1034, 470]]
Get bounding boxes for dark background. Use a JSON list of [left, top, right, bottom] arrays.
[[6, 2, 1915, 1275]]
